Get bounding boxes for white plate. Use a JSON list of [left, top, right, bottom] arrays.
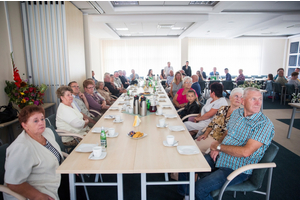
[[158, 99, 166, 102], [107, 132, 119, 138], [163, 140, 178, 147], [109, 107, 119, 110], [113, 119, 123, 123], [177, 146, 200, 155], [88, 152, 107, 160], [75, 144, 98, 153], [162, 105, 172, 109], [91, 127, 108, 133], [156, 124, 168, 128], [159, 95, 167, 98], [164, 114, 177, 118], [158, 92, 164, 94], [169, 126, 185, 131], [155, 112, 164, 116], [118, 101, 126, 105], [127, 133, 148, 139], [104, 115, 115, 119]]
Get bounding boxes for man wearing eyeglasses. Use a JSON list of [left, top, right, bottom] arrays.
[[68, 81, 99, 127]]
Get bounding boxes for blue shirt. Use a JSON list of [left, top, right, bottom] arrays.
[[209, 71, 219, 76], [216, 108, 274, 174], [191, 82, 201, 97], [72, 94, 81, 112], [226, 73, 232, 81], [166, 76, 174, 85]]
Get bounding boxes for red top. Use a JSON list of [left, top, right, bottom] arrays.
[[176, 88, 197, 104]]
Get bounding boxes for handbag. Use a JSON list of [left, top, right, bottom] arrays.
[[0, 102, 19, 124]]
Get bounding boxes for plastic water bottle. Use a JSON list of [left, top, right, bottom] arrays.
[[100, 127, 107, 151]]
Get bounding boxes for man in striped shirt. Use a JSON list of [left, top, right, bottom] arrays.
[[179, 87, 274, 200]]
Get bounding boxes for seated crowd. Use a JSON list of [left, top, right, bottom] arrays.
[[4, 63, 286, 200]]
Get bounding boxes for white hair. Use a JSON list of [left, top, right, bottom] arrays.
[[183, 76, 192, 84], [243, 87, 261, 98], [230, 88, 244, 97]]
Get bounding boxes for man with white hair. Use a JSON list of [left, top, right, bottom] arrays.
[[191, 74, 201, 97], [179, 87, 275, 200]]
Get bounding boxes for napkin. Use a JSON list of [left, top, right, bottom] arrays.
[[133, 115, 141, 127]]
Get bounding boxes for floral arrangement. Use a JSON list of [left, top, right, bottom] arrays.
[[291, 93, 300, 103], [238, 81, 262, 89], [4, 53, 47, 109]]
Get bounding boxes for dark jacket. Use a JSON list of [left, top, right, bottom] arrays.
[[119, 75, 129, 88], [182, 65, 192, 77], [104, 82, 121, 97], [178, 101, 200, 122], [202, 71, 207, 79]]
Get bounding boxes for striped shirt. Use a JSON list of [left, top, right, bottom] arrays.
[[216, 108, 274, 174], [44, 140, 62, 164]]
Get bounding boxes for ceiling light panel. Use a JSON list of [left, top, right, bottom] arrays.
[[189, 1, 218, 6], [139, 1, 164, 6], [164, 1, 190, 6], [111, 1, 139, 6]]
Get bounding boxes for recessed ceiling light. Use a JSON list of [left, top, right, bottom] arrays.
[[157, 24, 174, 29], [111, 1, 138, 6], [189, 1, 218, 6], [115, 28, 129, 31], [171, 27, 185, 30]]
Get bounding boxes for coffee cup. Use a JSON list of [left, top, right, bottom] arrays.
[[166, 135, 175, 145], [129, 107, 133, 114], [122, 104, 126, 110], [115, 115, 121, 122], [157, 108, 163, 115], [93, 146, 102, 157], [159, 119, 165, 127], [108, 128, 115, 136]]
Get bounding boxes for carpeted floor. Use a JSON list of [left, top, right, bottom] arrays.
[[263, 96, 293, 109], [53, 141, 300, 200], [277, 119, 300, 130]]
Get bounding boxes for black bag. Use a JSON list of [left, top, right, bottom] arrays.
[[0, 102, 19, 123]]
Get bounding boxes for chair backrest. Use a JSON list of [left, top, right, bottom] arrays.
[[222, 81, 234, 90], [237, 81, 244, 86], [209, 80, 220, 88], [45, 114, 56, 129], [248, 142, 279, 189], [0, 143, 9, 185], [272, 82, 283, 93], [47, 125, 66, 153], [284, 83, 297, 95]]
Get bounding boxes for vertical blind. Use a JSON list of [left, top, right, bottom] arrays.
[[188, 38, 263, 76], [21, 1, 69, 106], [101, 39, 181, 78]]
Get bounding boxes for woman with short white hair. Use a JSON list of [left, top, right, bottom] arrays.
[[173, 76, 197, 109]]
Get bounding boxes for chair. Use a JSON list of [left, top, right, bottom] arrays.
[[237, 81, 244, 86], [272, 82, 284, 104], [283, 83, 299, 105], [209, 80, 220, 88], [222, 81, 234, 92], [0, 144, 26, 200], [198, 81, 206, 95], [211, 142, 279, 200]]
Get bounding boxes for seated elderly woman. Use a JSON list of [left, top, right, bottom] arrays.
[[195, 88, 243, 153], [4, 105, 63, 200], [173, 76, 196, 109], [169, 71, 183, 100], [96, 81, 116, 105], [184, 82, 228, 138], [84, 80, 110, 116], [56, 86, 89, 146]]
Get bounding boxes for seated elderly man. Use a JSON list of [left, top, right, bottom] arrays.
[[178, 87, 275, 200], [119, 70, 130, 88], [165, 70, 174, 92], [130, 69, 139, 85], [114, 71, 124, 88], [84, 80, 110, 117], [68, 81, 100, 127], [104, 74, 124, 97], [191, 74, 201, 97]]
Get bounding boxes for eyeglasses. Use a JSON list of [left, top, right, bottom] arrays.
[[184, 82, 192, 84], [233, 95, 243, 99], [71, 86, 80, 89], [87, 86, 94, 89]]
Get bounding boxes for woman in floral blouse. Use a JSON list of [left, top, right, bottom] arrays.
[[195, 88, 243, 153]]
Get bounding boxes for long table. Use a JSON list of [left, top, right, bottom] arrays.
[[56, 84, 210, 200], [287, 103, 300, 139]]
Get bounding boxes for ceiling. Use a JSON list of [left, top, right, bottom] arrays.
[[71, 1, 300, 39]]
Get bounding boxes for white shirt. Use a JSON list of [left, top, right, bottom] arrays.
[[164, 66, 174, 76], [201, 97, 228, 125], [4, 128, 63, 200]]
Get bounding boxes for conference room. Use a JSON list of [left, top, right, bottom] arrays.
[[1, 1, 300, 200]]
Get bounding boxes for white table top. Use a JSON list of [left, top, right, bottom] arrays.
[[57, 84, 210, 174], [288, 103, 300, 109]]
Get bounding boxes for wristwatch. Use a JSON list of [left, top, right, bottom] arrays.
[[217, 144, 221, 151]]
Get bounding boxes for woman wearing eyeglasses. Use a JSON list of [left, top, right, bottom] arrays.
[[173, 76, 197, 109]]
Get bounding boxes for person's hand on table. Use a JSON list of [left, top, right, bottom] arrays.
[[210, 150, 219, 162], [197, 133, 208, 141]]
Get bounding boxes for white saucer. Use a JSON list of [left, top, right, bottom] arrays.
[[169, 126, 185, 131], [104, 115, 115, 119], [163, 140, 178, 147], [162, 105, 172, 109], [159, 95, 167, 98], [75, 144, 98, 153], [177, 146, 200, 155], [155, 112, 164, 116], [113, 119, 123, 123], [156, 124, 168, 128], [107, 132, 119, 138], [109, 107, 119, 110], [158, 99, 166, 102], [92, 127, 108, 133], [88, 152, 107, 160], [164, 114, 177, 118]]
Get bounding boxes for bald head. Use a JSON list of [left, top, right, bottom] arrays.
[[192, 75, 198, 83]]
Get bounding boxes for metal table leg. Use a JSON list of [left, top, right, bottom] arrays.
[[189, 172, 195, 200], [287, 107, 297, 139], [141, 173, 147, 200], [69, 174, 76, 200], [117, 173, 123, 200]]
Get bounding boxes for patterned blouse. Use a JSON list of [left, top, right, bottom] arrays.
[[203, 106, 231, 141]]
